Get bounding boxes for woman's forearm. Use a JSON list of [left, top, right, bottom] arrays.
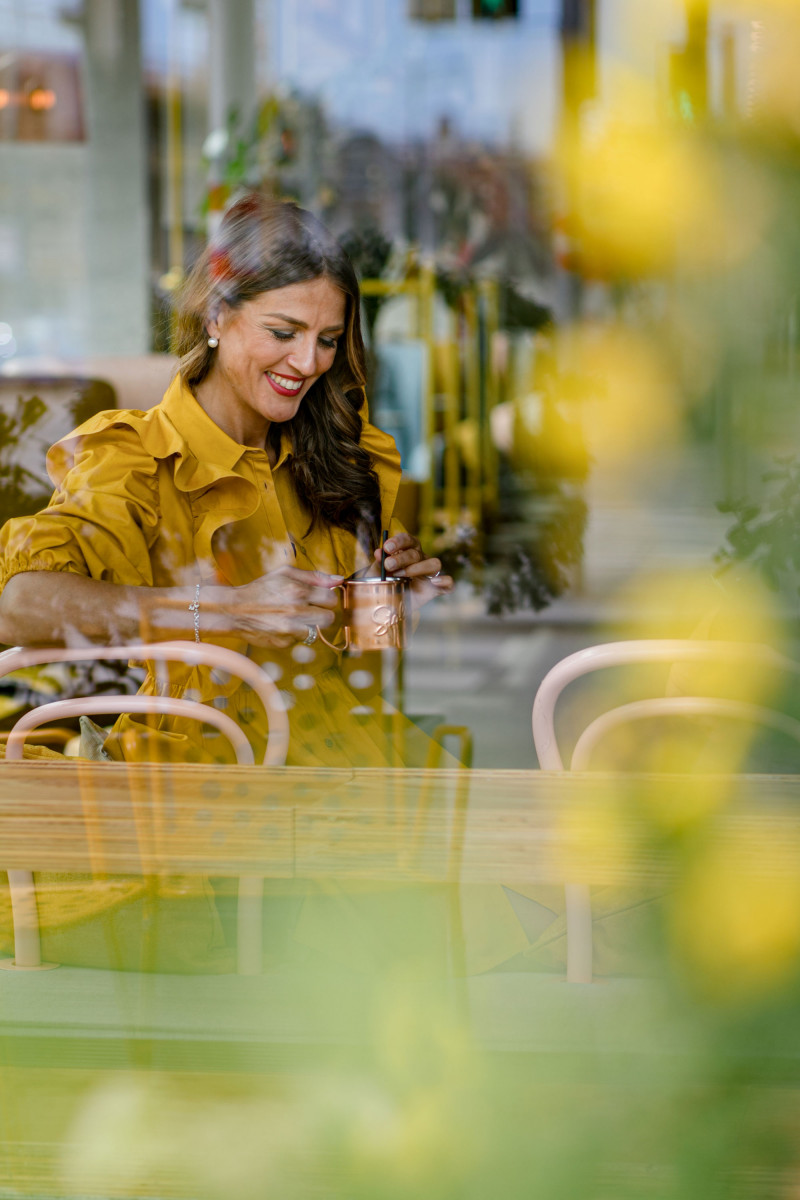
[[0, 572, 220, 647], [0, 567, 339, 648]]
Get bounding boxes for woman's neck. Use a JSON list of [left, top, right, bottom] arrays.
[[193, 375, 270, 450]]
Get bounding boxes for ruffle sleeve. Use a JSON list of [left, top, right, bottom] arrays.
[[0, 421, 162, 596]]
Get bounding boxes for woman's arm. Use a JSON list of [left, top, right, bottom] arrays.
[[0, 567, 340, 649]]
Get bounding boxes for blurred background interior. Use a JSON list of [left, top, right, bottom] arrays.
[[0, 0, 798, 766]]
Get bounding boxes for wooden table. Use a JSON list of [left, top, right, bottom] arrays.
[[2, 767, 800, 1124], [2, 763, 799, 884]]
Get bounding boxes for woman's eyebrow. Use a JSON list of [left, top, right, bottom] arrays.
[[264, 312, 345, 333]]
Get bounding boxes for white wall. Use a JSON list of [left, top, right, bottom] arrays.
[[0, 0, 150, 360]]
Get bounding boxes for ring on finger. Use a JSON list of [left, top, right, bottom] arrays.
[[302, 626, 318, 646]]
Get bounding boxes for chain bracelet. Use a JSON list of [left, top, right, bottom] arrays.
[[189, 582, 201, 642]]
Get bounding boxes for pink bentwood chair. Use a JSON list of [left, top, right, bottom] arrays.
[[532, 639, 800, 984], [0, 641, 290, 975]]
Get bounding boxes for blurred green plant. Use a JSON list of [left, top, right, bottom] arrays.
[[0, 384, 141, 719], [716, 455, 800, 604], [0, 395, 53, 529], [483, 494, 587, 616]]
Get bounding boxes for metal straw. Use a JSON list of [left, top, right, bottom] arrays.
[[380, 529, 389, 581]]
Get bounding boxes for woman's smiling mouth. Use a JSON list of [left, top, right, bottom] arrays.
[[265, 370, 305, 396]]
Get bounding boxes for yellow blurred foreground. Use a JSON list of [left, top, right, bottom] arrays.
[[1, 762, 800, 1197]]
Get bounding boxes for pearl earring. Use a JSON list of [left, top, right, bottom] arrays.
[[207, 336, 219, 349]]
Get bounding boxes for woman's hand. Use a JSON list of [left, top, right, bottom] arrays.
[[228, 565, 342, 647], [373, 532, 453, 606]]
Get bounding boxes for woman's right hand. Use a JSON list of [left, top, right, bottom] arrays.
[[229, 565, 342, 647]]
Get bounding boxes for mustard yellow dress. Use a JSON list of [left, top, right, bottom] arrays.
[[0, 375, 532, 974]]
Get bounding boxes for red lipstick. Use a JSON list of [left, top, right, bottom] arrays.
[[265, 371, 305, 397]]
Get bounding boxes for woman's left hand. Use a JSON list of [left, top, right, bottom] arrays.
[[373, 532, 454, 604]]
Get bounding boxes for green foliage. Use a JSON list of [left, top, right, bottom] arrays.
[[0, 393, 53, 528], [484, 493, 587, 615], [0, 383, 138, 716], [716, 455, 800, 600], [432, 483, 587, 617]]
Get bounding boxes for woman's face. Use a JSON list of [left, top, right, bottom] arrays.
[[203, 277, 346, 443]]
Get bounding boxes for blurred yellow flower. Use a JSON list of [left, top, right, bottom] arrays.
[[570, 125, 768, 279], [616, 565, 779, 641], [671, 834, 800, 1000], [559, 64, 771, 280], [555, 322, 680, 472]]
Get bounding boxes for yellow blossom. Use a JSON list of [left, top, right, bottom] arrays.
[[671, 835, 800, 1000]]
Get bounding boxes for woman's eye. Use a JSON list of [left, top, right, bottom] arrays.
[[319, 336, 338, 350], [268, 329, 294, 342]]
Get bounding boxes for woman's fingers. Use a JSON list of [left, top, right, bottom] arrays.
[[375, 533, 430, 576], [373, 534, 413, 567], [306, 586, 341, 609], [399, 556, 442, 579], [250, 567, 342, 607], [279, 565, 344, 587], [294, 604, 336, 628], [233, 568, 342, 646], [277, 566, 343, 605], [410, 573, 454, 598]]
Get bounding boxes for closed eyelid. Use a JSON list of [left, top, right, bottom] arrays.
[[264, 312, 342, 333], [266, 326, 339, 338]]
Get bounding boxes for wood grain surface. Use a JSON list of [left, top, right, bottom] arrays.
[[1, 764, 799, 884]]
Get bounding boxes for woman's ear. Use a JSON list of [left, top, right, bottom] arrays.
[[205, 301, 229, 342]]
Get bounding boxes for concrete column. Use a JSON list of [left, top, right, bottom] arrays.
[[82, 0, 149, 354], [208, 0, 257, 134]]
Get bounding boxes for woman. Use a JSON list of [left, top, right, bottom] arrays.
[[0, 194, 452, 768]]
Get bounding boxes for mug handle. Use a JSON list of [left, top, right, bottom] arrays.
[[315, 582, 348, 651], [316, 624, 349, 652]]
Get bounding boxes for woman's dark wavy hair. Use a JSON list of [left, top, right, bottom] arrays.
[[174, 192, 381, 546]]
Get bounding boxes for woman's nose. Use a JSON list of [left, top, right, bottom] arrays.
[[287, 335, 318, 376]]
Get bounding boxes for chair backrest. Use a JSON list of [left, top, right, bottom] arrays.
[[0, 640, 289, 766], [571, 696, 800, 772], [532, 639, 800, 771], [0, 641, 289, 975], [530, 639, 800, 984], [7, 694, 255, 764]]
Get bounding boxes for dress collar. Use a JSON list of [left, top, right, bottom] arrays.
[[161, 373, 294, 471], [160, 374, 248, 470]]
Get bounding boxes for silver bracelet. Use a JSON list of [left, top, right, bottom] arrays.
[[189, 583, 201, 642]]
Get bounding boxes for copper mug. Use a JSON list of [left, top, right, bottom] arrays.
[[318, 577, 411, 652]]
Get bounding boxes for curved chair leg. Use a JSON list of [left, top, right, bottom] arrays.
[[0, 869, 58, 971], [565, 883, 593, 984]]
